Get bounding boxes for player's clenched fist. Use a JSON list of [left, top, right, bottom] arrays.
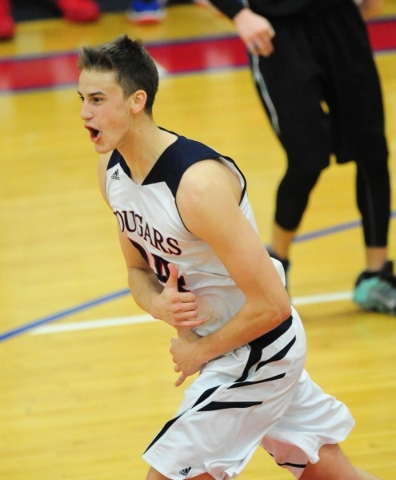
[[151, 263, 206, 329]]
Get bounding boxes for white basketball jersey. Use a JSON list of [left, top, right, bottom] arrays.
[[105, 131, 259, 336]]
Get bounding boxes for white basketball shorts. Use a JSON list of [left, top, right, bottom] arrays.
[[143, 307, 355, 479]]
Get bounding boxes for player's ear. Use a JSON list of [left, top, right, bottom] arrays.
[[129, 90, 147, 113]]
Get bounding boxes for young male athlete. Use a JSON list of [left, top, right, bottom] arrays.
[[205, 0, 396, 311], [78, 34, 381, 480]]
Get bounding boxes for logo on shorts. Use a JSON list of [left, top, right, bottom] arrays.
[[179, 467, 191, 477]]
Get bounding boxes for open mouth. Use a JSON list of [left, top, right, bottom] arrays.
[[86, 126, 100, 141]]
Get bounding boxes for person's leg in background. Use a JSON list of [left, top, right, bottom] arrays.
[[247, 16, 334, 287], [268, 167, 324, 279], [356, 157, 390, 273], [352, 156, 396, 313], [249, 37, 332, 286]]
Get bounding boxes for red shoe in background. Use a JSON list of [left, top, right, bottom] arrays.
[[57, 0, 100, 22], [0, 0, 15, 40]]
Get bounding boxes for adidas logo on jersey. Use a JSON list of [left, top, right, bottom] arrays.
[[179, 467, 191, 477], [111, 169, 120, 180]]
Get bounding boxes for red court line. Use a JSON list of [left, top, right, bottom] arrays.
[[0, 36, 247, 93], [0, 19, 395, 93], [0, 53, 79, 92], [147, 36, 247, 73]]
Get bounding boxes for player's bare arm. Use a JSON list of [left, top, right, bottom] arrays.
[[171, 159, 291, 385], [98, 153, 204, 330], [118, 231, 205, 330], [233, 8, 275, 57]]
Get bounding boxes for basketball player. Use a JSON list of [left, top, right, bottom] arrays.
[[204, 0, 396, 313], [78, 34, 381, 480]]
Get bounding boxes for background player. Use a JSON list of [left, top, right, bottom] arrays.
[[204, 0, 396, 313]]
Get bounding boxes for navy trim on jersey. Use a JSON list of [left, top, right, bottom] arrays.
[[106, 132, 248, 201], [108, 150, 131, 178], [143, 135, 221, 197]]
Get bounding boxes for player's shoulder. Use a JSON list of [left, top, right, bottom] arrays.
[[180, 158, 238, 199]]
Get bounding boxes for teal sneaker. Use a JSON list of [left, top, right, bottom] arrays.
[[353, 260, 396, 315]]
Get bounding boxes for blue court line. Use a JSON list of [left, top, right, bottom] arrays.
[[293, 220, 361, 243], [0, 289, 129, 342], [1, 212, 395, 343], [295, 210, 396, 243]]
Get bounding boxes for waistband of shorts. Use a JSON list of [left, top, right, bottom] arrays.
[[248, 315, 293, 349]]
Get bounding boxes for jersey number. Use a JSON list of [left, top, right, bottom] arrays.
[[130, 239, 188, 292]]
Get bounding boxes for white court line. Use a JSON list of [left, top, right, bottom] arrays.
[[292, 290, 352, 306], [31, 314, 156, 335], [31, 290, 353, 336]]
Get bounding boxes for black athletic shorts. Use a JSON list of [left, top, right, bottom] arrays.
[[249, 0, 388, 174]]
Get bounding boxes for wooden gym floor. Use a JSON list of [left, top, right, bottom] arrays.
[[0, 2, 395, 479]]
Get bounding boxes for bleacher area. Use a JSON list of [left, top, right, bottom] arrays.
[[11, 0, 188, 22]]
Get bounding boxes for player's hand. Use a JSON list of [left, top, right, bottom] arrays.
[[151, 263, 206, 329], [234, 8, 275, 57], [170, 335, 204, 387]]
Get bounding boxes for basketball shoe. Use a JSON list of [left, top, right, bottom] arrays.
[[127, 0, 166, 24], [353, 260, 396, 315]]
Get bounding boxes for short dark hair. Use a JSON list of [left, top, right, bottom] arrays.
[[78, 34, 159, 114]]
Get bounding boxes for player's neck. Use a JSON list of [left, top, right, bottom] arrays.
[[119, 121, 177, 184]]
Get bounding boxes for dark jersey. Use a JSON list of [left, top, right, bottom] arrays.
[[208, 0, 346, 19]]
